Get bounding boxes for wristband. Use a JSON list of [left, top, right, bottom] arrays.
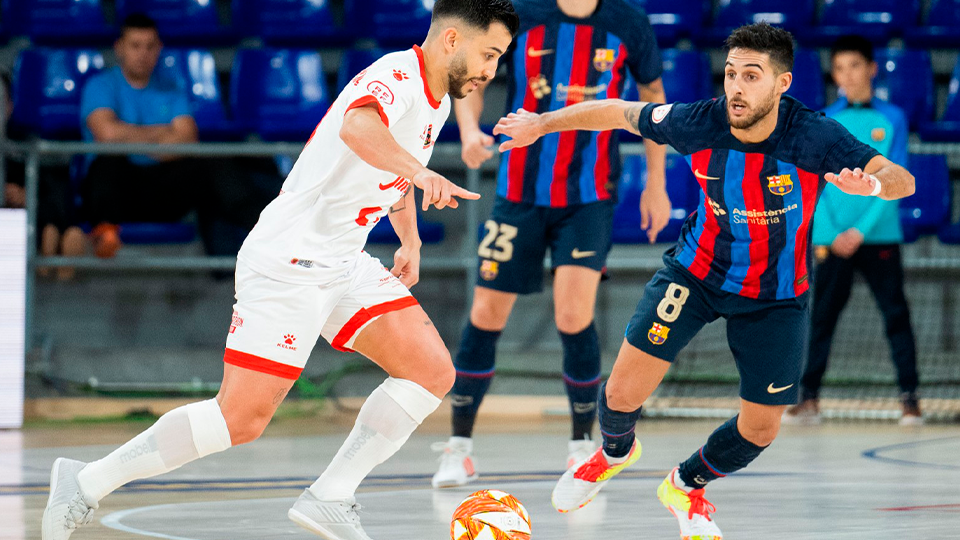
[[869, 174, 882, 197]]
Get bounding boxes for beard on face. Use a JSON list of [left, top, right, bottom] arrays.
[[727, 88, 777, 130], [447, 52, 486, 99]]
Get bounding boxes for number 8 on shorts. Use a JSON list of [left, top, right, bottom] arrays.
[[657, 283, 690, 323]]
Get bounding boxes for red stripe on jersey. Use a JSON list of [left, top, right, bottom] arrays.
[[594, 44, 628, 200], [331, 296, 420, 352], [413, 45, 441, 109], [793, 168, 820, 296], [506, 26, 546, 203], [344, 95, 389, 127], [550, 25, 594, 207], [688, 149, 718, 280], [223, 348, 302, 380], [739, 153, 769, 298]]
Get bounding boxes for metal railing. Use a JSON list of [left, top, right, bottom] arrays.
[[4, 139, 960, 355]]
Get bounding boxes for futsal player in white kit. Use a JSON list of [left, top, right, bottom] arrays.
[[41, 2, 518, 539]]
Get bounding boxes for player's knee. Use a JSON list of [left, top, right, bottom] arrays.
[[738, 418, 781, 447], [555, 310, 592, 334], [414, 348, 455, 397], [470, 295, 511, 331], [604, 378, 642, 412], [221, 404, 274, 445]]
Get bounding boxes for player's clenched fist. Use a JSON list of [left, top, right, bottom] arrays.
[[825, 167, 879, 197], [461, 129, 495, 169], [494, 108, 544, 152], [412, 169, 480, 211]]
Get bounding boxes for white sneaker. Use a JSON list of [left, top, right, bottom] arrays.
[[657, 467, 723, 540], [552, 441, 641, 512], [567, 438, 597, 469], [288, 490, 372, 540], [431, 437, 477, 488], [42, 458, 99, 540]]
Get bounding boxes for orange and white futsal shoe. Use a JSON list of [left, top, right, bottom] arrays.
[[551, 441, 641, 512], [431, 437, 478, 488], [657, 467, 723, 540]]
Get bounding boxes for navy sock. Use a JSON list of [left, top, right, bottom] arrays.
[[560, 323, 602, 440], [598, 381, 642, 458], [450, 323, 501, 438], [678, 415, 767, 489]]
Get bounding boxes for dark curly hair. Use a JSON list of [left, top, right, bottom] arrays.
[[432, 0, 520, 38], [726, 22, 795, 73]]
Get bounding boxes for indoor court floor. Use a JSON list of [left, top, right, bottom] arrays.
[[3, 411, 959, 540]]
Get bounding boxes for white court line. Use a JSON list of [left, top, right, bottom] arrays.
[[101, 505, 202, 540]]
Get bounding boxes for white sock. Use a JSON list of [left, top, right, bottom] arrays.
[[309, 378, 440, 500], [77, 399, 232, 501], [603, 450, 630, 465]]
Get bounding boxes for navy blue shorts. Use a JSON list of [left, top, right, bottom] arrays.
[[624, 256, 809, 405], [476, 197, 614, 295]]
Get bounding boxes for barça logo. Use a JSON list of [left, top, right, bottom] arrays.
[[480, 260, 499, 281], [593, 48, 615, 72], [647, 322, 670, 345], [767, 174, 793, 196]]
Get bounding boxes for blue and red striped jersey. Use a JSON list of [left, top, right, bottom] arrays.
[[637, 96, 880, 300], [497, 0, 662, 207]]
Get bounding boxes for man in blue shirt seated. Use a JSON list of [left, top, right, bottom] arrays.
[[80, 13, 207, 257], [784, 35, 922, 425]]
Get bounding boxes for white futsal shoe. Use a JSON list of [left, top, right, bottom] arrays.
[[567, 437, 597, 468], [431, 437, 478, 488], [42, 458, 99, 540], [288, 490, 373, 540]]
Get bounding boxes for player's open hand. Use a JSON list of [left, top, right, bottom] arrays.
[[412, 169, 480, 211], [640, 186, 671, 243], [461, 129, 495, 169], [494, 109, 544, 152], [391, 243, 421, 288], [830, 228, 864, 259], [825, 167, 877, 197]]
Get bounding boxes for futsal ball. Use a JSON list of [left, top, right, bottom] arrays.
[[451, 489, 531, 540]]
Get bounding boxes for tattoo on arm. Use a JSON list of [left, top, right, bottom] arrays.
[[272, 388, 289, 405], [390, 185, 411, 214], [624, 104, 643, 135]]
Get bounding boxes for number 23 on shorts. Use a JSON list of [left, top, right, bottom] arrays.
[[657, 283, 690, 322], [478, 220, 518, 262]]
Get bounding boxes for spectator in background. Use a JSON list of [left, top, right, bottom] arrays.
[[81, 13, 259, 258], [2, 76, 85, 279], [784, 35, 921, 426]]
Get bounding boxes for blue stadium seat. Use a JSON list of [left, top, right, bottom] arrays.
[[633, 0, 706, 46], [873, 49, 934, 130], [905, 0, 960, 47], [801, 0, 920, 45], [714, 0, 815, 30], [346, 0, 433, 46], [918, 56, 960, 142], [368, 215, 445, 244], [238, 0, 344, 45], [155, 49, 238, 141], [10, 48, 106, 140], [115, 0, 237, 45], [231, 48, 332, 142], [785, 48, 825, 111], [336, 48, 389, 93], [898, 153, 951, 242], [613, 154, 699, 244], [13, 0, 114, 44]]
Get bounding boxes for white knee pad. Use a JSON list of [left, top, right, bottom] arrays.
[[380, 377, 441, 424]]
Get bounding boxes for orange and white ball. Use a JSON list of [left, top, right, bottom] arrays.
[[451, 489, 531, 540]]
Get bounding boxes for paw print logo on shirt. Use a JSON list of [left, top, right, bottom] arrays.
[[393, 69, 409, 81], [284, 334, 295, 345], [278, 334, 298, 351]]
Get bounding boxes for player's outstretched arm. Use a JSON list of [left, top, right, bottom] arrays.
[[825, 155, 916, 201], [341, 106, 479, 210], [494, 99, 651, 152]]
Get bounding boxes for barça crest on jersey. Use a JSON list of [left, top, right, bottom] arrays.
[[647, 322, 670, 345], [593, 48, 615, 72], [480, 260, 499, 281], [767, 174, 793, 195]]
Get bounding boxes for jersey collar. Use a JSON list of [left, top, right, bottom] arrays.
[[413, 45, 442, 110]]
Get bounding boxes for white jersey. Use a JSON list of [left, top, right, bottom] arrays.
[[238, 46, 451, 285]]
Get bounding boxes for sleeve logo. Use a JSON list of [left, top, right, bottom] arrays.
[[366, 80, 395, 105], [652, 104, 673, 124]]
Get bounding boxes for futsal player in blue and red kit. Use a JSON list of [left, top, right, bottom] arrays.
[[494, 23, 915, 539], [433, 0, 672, 489]]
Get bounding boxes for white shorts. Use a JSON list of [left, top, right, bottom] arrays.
[[223, 252, 417, 380]]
